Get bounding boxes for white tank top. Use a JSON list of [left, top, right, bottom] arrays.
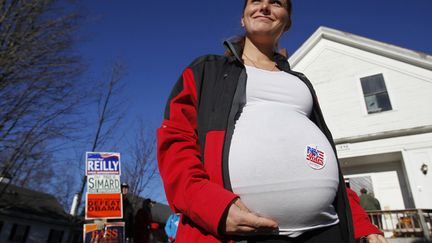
[[228, 65, 339, 237]]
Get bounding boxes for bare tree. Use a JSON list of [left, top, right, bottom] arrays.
[[0, 0, 84, 197], [51, 161, 78, 211], [70, 62, 127, 215], [123, 120, 157, 203]]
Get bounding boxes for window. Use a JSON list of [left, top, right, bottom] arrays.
[[47, 229, 64, 243], [8, 224, 30, 243], [70, 231, 82, 243], [360, 74, 392, 114]]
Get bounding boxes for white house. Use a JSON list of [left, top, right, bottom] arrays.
[[289, 26, 432, 211], [0, 182, 81, 243]]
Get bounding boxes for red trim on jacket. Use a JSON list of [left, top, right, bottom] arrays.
[[346, 188, 383, 239], [157, 68, 238, 241]]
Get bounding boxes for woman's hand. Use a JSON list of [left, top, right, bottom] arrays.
[[366, 234, 388, 243], [225, 198, 278, 234]]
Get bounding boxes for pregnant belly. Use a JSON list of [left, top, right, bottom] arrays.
[[228, 106, 339, 233]]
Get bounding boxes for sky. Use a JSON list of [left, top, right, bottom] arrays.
[[75, 0, 432, 204]]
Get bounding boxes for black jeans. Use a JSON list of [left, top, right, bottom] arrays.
[[233, 223, 343, 243]]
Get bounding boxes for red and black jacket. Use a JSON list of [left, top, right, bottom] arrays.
[[157, 39, 382, 243]]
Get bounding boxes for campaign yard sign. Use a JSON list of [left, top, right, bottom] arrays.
[[85, 193, 122, 220], [87, 175, 121, 194], [84, 222, 125, 243], [86, 152, 121, 175]]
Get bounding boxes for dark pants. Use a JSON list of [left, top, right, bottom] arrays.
[[233, 223, 343, 243]]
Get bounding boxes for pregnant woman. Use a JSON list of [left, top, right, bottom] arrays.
[[157, 0, 386, 242]]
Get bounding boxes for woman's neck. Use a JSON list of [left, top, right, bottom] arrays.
[[242, 37, 279, 71]]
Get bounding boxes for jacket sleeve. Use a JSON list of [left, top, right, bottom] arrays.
[[157, 67, 238, 236], [346, 187, 383, 239]]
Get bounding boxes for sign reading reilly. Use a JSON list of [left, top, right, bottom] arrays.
[[86, 152, 121, 175], [87, 175, 121, 194]]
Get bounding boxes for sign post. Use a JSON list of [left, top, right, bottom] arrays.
[[84, 152, 124, 243]]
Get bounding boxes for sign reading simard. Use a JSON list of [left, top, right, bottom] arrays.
[[87, 175, 121, 194]]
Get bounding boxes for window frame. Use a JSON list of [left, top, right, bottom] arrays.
[[356, 72, 395, 115], [47, 228, 64, 243], [8, 223, 30, 243]]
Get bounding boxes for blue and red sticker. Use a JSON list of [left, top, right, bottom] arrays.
[[305, 145, 326, 170]]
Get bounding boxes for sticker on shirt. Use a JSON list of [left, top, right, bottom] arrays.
[[305, 145, 326, 170]]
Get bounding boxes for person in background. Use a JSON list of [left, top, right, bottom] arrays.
[[360, 188, 382, 227], [121, 182, 135, 242], [135, 199, 153, 243], [157, 0, 387, 242], [360, 188, 381, 211]]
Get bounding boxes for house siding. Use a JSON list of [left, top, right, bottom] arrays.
[[290, 27, 432, 209]]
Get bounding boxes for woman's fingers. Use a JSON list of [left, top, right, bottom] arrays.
[[235, 225, 256, 233], [241, 210, 278, 229], [225, 201, 246, 233], [225, 199, 278, 235], [367, 234, 388, 243], [234, 198, 251, 212], [234, 198, 278, 228], [377, 235, 388, 243]]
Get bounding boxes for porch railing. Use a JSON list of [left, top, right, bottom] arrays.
[[366, 209, 432, 240]]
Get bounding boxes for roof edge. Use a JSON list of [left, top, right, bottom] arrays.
[[334, 125, 432, 145], [289, 26, 432, 71]]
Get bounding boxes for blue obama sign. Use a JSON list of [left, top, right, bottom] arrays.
[[86, 152, 121, 175]]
